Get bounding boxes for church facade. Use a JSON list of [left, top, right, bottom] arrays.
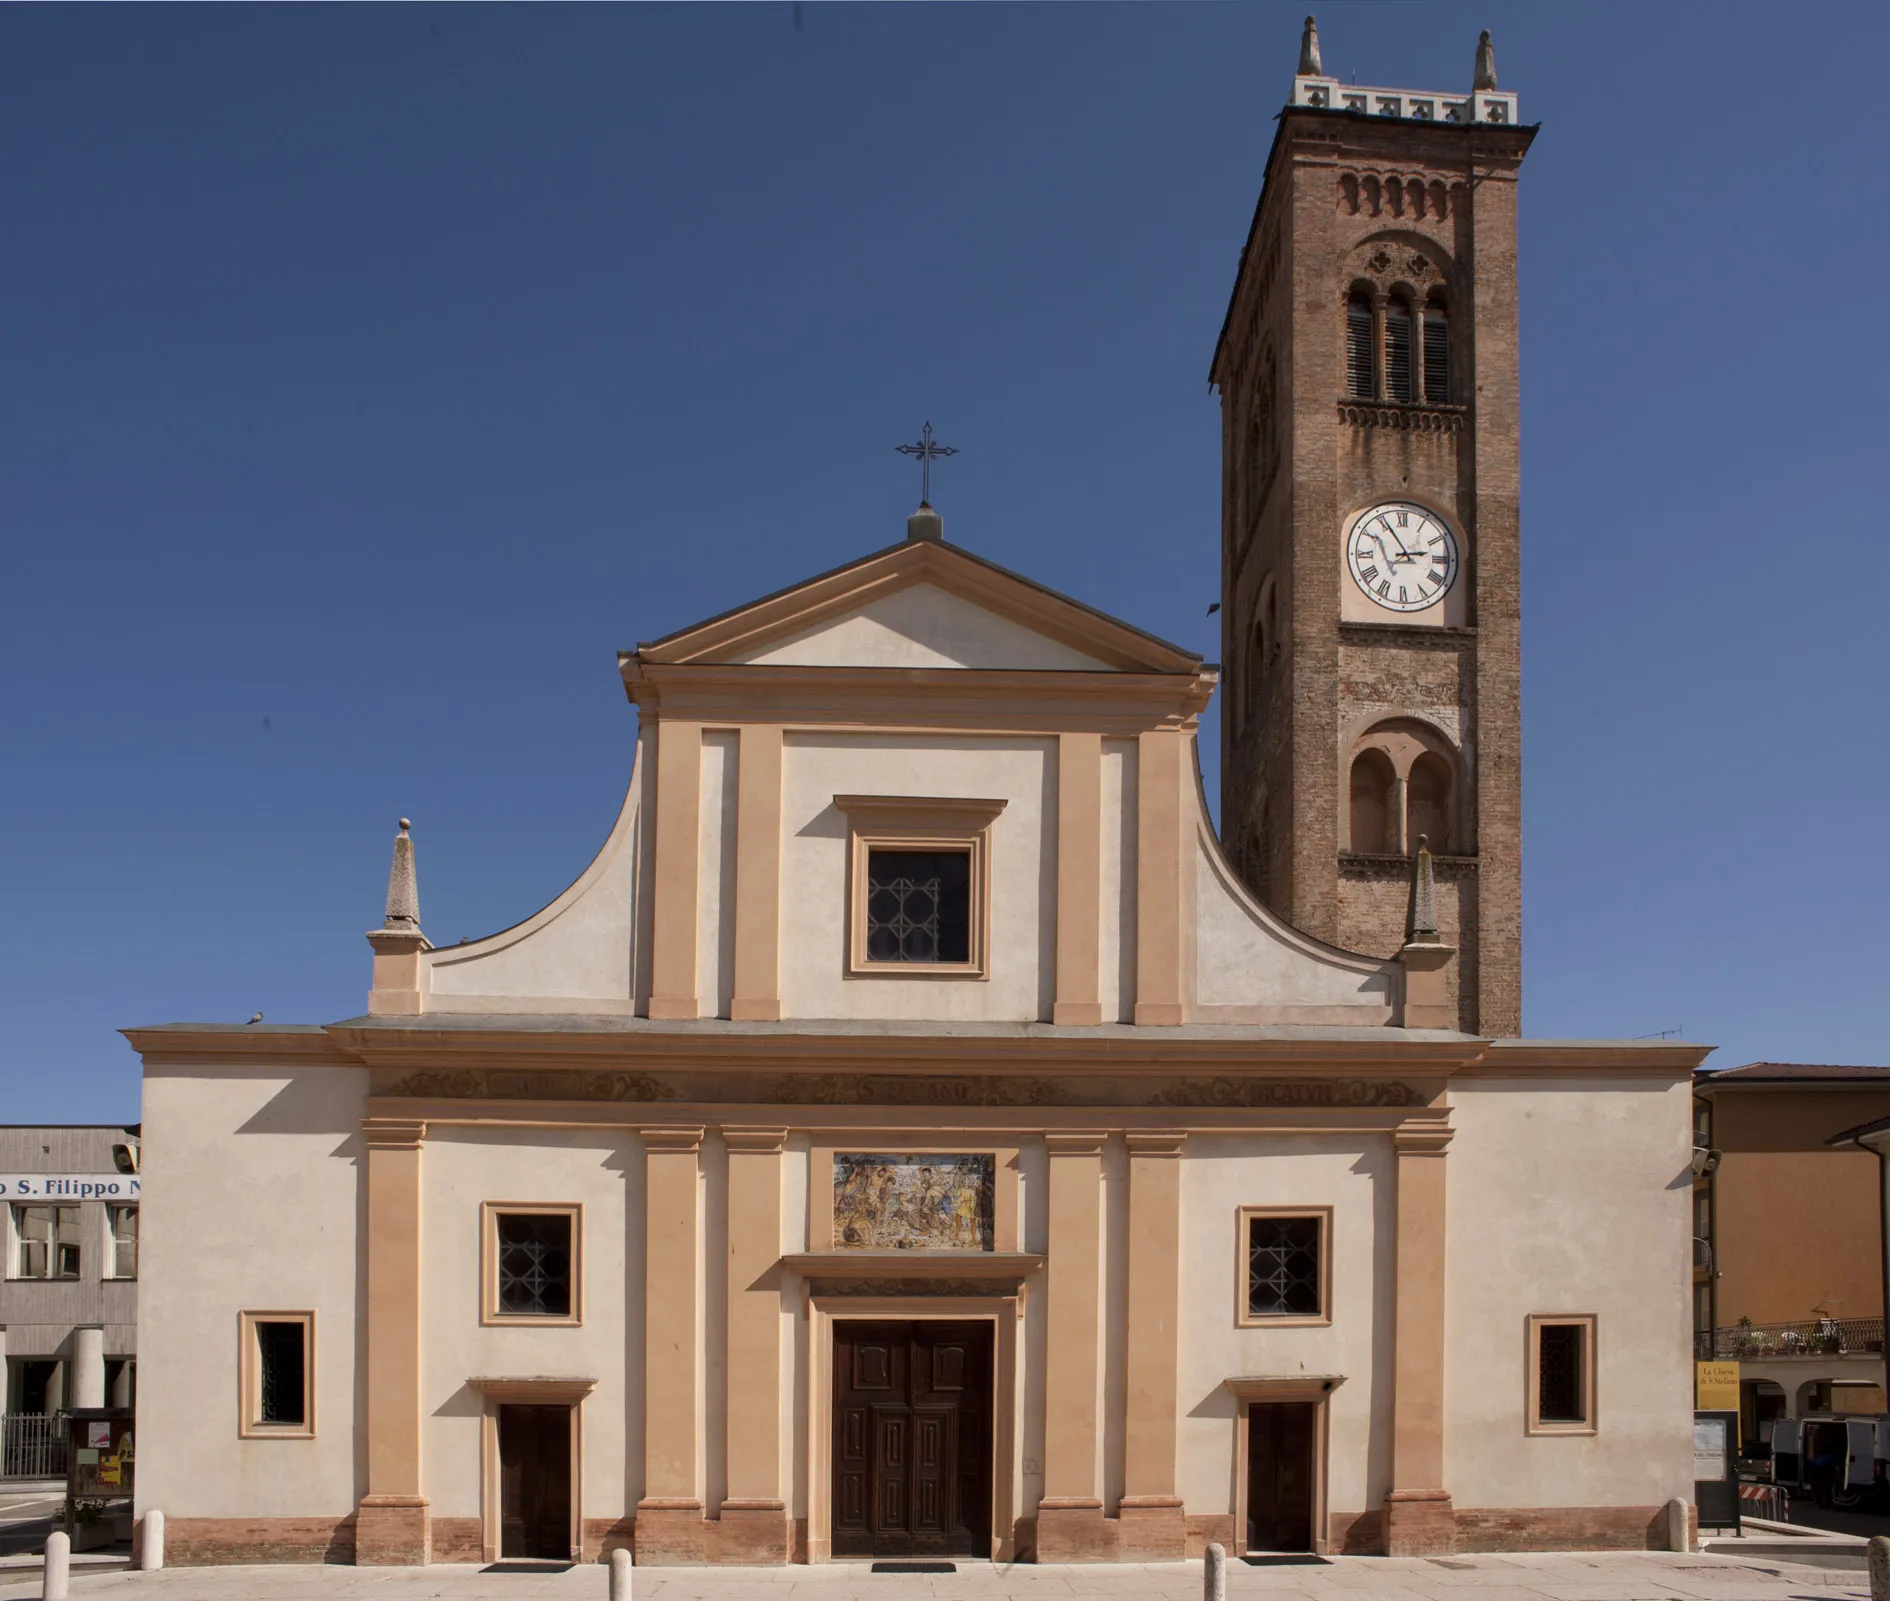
[[127, 26, 1706, 1569]]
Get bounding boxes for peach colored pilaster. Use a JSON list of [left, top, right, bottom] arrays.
[[1385, 1123, 1454, 1556], [1134, 729, 1186, 1025], [720, 1127, 790, 1561], [1054, 732, 1104, 1025], [1038, 1132, 1105, 1558], [358, 1117, 429, 1566], [640, 1126, 706, 1545], [1120, 1131, 1186, 1557], [649, 721, 703, 1021], [730, 726, 784, 1022]]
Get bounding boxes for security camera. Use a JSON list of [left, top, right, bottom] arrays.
[[1690, 1147, 1720, 1179], [112, 1143, 139, 1175]]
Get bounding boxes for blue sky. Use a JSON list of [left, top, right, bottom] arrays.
[[4, 2, 1885, 1124]]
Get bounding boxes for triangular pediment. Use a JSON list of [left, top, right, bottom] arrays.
[[634, 538, 1200, 675]]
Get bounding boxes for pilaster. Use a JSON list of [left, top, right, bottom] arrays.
[[720, 1127, 790, 1562], [1134, 730, 1186, 1026], [649, 721, 703, 1021], [1119, 1132, 1186, 1558], [1384, 1121, 1453, 1556], [358, 1116, 429, 1566], [1038, 1132, 1106, 1559], [638, 1127, 706, 1562], [730, 727, 784, 1022], [1054, 732, 1104, 1025]]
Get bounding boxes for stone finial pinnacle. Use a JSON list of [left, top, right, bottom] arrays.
[[1472, 29, 1497, 92], [382, 817, 421, 934], [1298, 15, 1322, 77], [1404, 834, 1439, 944]]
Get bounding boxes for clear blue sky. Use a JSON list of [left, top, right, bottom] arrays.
[[4, 2, 1885, 1124]]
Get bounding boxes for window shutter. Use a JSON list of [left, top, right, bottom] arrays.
[[1423, 309, 1449, 403], [1345, 298, 1373, 397], [1385, 301, 1414, 402]]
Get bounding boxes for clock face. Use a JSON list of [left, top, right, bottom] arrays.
[[1345, 502, 1460, 613]]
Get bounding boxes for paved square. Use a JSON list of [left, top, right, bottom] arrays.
[[0, 1553, 1870, 1601]]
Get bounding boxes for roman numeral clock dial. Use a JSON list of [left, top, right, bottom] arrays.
[[1345, 502, 1460, 613]]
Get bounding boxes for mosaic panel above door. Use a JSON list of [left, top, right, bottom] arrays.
[[834, 1153, 995, 1250]]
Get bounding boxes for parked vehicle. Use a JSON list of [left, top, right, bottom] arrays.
[[1769, 1414, 1884, 1509]]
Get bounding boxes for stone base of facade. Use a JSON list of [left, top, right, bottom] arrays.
[[1383, 1490, 1456, 1557], [163, 1516, 357, 1566], [586, 1516, 638, 1563], [430, 1518, 483, 1563], [1184, 1513, 1235, 1557], [1329, 1509, 1384, 1554], [1033, 1498, 1109, 1561], [355, 1496, 431, 1566], [713, 1502, 794, 1563], [1116, 1497, 1188, 1560], [1454, 1505, 1675, 1553]]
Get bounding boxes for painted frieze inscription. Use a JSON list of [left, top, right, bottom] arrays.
[[834, 1153, 994, 1251]]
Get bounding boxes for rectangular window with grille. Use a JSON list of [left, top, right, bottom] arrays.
[[1345, 298, 1374, 398], [1422, 308, 1449, 402], [239, 1310, 314, 1437], [483, 1203, 582, 1326], [865, 849, 971, 964], [1527, 1314, 1596, 1434], [838, 795, 1002, 979], [10, 1205, 82, 1280], [1238, 1207, 1330, 1326]]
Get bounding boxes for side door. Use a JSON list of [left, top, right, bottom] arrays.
[[1846, 1419, 1875, 1491], [1770, 1417, 1802, 1487]]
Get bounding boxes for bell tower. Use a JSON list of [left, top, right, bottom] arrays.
[[1214, 18, 1534, 1035]]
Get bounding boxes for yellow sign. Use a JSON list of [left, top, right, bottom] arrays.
[[1696, 1360, 1740, 1413]]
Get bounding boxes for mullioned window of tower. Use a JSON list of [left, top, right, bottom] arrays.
[[1345, 293, 1451, 405]]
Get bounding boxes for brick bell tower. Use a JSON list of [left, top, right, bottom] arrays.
[[1214, 17, 1534, 1035]]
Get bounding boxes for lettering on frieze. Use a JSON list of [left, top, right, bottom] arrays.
[[1151, 1077, 1422, 1108], [386, 1069, 676, 1102]]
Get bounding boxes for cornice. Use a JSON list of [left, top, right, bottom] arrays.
[[619, 663, 1216, 732], [1466, 1040, 1714, 1077], [122, 1025, 356, 1066]]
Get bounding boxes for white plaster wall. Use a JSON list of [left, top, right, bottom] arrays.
[[1192, 833, 1396, 1021], [697, 732, 739, 1019], [779, 734, 1056, 1022], [419, 1128, 640, 1521], [1176, 1136, 1394, 1521], [1098, 739, 1137, 1024], [738, 584, 1112, 671], [425, 744, 645, 1010], [135, 1063, 369, 1519], [1444, 1077, 1694, 1510]]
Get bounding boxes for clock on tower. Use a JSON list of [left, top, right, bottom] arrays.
[[1212, 17, 1533, 1035]]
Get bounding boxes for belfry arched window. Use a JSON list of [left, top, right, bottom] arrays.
[[1422, 296, 1450, 404], [1407, 751, 1453, 854], [1385, 298, 1415, 403], [1348, 749, 1395, 854], [1345, 295, 1374, 399]]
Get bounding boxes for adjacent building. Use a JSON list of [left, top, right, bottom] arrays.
[[1692, 1064, 1890, 1440], [126, 20, 1710, 1571], [1, 1125, 141, 1478]]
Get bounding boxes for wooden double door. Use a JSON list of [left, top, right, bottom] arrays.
[[1246, 1401, 1316, 1553], [832, 1320, 993, 1557]]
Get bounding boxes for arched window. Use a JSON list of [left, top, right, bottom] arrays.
[[1422, 297, 1449, 404], [1407, 752, 1453, 854], [1345, 295, 1374, 398], [1384, 298, 1415, 402], [1348, 749, 1395, 854]]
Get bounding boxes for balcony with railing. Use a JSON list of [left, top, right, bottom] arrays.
[[1694, 1318, 1886, 1362]]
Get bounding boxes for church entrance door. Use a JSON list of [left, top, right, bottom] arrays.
[[498, 1403, 572, 1561], [1245, 1401, 1316, 1553], [832, 1320, 993, 1557]]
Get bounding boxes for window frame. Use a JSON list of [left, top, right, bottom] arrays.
[[8, 1203, 83, 1281], [238, 1310, 315, 1439], [1526, 1313, 1598, 1436], [481, 1201, 583, 1328], [1236, 1205, 1333, 1329], [104, 1203, 139, 1280], [834, 795, 1006, 981]]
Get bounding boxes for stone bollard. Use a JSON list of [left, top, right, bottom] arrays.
[[1204, 1541, 1227, 1601], [1867, 1535, 1890, 1601], [610, 1545, 633, 1601], [140, 1510, 166, 1571], [1664, 1497, 1690, 1554], [42, 1530, 70, 1601]]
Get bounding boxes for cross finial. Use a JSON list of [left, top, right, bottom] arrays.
[[894, 421, 958, 509]]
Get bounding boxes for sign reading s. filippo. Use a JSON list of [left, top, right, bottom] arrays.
[[0, 1175, 140, 1199]]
